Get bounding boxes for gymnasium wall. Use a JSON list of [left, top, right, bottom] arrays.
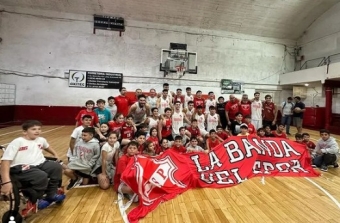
[[298, 2, 340, 62], [0, 6, 295, 107]]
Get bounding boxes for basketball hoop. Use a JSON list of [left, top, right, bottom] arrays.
[[175, 65, 186, 78]]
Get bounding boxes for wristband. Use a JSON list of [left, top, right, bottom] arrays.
[[0, 181, 11, 186]]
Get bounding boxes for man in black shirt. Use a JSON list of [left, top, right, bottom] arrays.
[[292, 96, 306, 134]]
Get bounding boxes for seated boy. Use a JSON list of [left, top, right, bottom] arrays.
[[64, 127, 100, 189], [206, 129, 220, 151], [257, 128, 266, 138], [113, 141, 139, 201], [313, 129, 339, 172], [186, 137, 207, 153], [294, 133, 304, 144], [216, 125, 229, 140], [272, 124, 287, 139], [302, 133, 316, 151], [66, 115, 92, 162], [0, 120, 65, 211], [179, 127, 190, 146], [237, 124, 249, 136], [244, 115, 256, 135], [186, 119, 204, 145], [170, 135, 187, 153]]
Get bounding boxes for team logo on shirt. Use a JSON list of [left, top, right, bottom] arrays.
[[136, 156, 186, 205]]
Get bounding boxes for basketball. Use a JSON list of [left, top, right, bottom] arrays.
[[294, 107, 302, 113], [97, 173, 110, 190]]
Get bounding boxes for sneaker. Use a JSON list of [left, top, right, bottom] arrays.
[[37, 199, 51, 210], [333, 162, 339, 168], [21, 201, 37, 217], [311, 164, 317, 168], [320, 165, 328, 172], [67, 178, 80, 190], [46, 194, 66, 204]]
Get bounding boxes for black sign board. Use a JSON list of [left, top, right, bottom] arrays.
[[94, 15, 125, 32], [69, 70, 123, 89]]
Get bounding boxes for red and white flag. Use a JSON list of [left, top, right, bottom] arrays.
[[120, 136, 320, 222]]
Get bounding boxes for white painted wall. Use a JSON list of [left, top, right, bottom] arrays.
[[299, 2, 340, 64], [0, 6, 295, 106]]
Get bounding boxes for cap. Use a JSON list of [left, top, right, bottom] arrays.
[[240, 123, 248, 129]]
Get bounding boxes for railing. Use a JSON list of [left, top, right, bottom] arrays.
[[295, 52, 340, 71]]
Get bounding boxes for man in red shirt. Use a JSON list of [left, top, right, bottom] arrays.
[[193, 90, 205, 109], [225, 94, 240, 126], [115, 87, 132, 116], [239, 94, 252, 119], [262, 95, 278, 130]]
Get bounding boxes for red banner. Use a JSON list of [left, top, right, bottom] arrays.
[[121, 136, 320, 222]]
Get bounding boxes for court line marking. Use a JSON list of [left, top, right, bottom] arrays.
[[1, 126, 65, 146], [0, 129, 22, 137], [304, 177, 340, 209]]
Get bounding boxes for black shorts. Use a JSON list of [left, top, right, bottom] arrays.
[[74, 170, 91, 179]]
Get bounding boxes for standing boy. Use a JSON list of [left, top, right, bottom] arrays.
[[94, 99, 112, 124], [75, 100, 99, 127]]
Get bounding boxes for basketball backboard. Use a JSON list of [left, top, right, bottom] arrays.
[[160, 49, 197, 77]]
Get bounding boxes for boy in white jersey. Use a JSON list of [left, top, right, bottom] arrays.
[[193, 105, 209, 137], [172, 101, 191, 138], [206, 106, 220, 132], [67, 115, 92, 162], [184, 87, 194, 109], [205, 91, 216, 115], [251, 92, 263, 130], [106, 96, 117, 119], [157, 89, 172, 115], [1, 120, 65, 210]]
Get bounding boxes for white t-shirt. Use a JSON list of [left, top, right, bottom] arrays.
[[106, 105, 117, 120], [172, 111, 184, 135], [2, 137, 48, 167], [184, 95, 194, 108], [207, 113, 219, 131], [281, 101, 294, 116], [195, 113, 206, 131], [159, 97, 170, 115], [67, 126, 84, 159], [205, 99, 216, 114]]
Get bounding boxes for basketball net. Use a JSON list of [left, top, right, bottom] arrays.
[[175, 65, 186, 79]]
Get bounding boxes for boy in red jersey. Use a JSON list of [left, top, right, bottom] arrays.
[[113, 141, 139, 196], [272, 124, 287, 139], [294, 133, 304, 144], [170, 135, 187, 153], [244, 115, 256, 134], [108, 113, 125, 133], [193, 90, 205, 109], [186, 119, 203, 144], [206, 129, 220, 151], [158, 108, 173, 142], [115, 87, 132, 116], [302, 133, 316, 151], [75, 100, 100, 127], [216, 125, 229, 140], [147, 127, 161, 154], [257, 128, 266, 138], [120, 115, 137, 146]]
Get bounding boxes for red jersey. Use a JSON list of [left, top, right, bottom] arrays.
[[225, 100, 240, 120], [194, 98, 205, 109], [186, 126, 201, 137], [263, 102, 275, 121], [108, 121, 125, 133], [115, 95, 131, 116], [303, 141, 316, 149], [121, 123, 135, 140], [147, 136, 162, 154], [75, 110, 99, 127], [113, 154, 133, 191], [174, 95, 185, 105], [207, 138, 220, 150], [247, 123, 256, 135], [217, 132, 229, 140], [239, 101, 251, 118], [170, 145, 186, 153], [161, 118, 172, 137], [272, 131, 287, 139]]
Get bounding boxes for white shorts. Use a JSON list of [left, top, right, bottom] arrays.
[[251, 119, 262, 131], [199, 128, 209, 137]]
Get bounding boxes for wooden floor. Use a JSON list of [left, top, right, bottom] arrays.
[[1, 125, 340, 223]]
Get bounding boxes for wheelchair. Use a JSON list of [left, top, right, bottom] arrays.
[[0, 152, 65, 223]]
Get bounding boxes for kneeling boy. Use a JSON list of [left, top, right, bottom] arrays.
[[64, 127, 100, 189], [0, 120, 65, 210]]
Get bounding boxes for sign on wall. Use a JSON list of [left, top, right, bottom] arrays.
[[220, 79, 245, 94], [68, 70, 123, 89]]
